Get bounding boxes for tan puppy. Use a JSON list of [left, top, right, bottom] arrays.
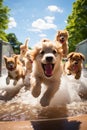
[[4, 55, 26, 85], [55, 30, 69, 57], [64, 52, 85, 79], [30, 39, 63, 107], [25, 51, 33, 73], [19, 38, 29, 66], [23, 51, 33, 90]]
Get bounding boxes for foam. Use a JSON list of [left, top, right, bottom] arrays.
[[0, 70, 87, 107]]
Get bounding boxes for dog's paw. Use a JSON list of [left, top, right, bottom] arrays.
[[75, 75, 80, 79], [24, 75, 31, 89], [0, 90, 7, 96], [6, 77, 10, 85], [40, 96, 50, 107], [67, 73, 71, 75], [32, 88, 41, 98], [24, 86, 30, 91], [13, 80, 17, 86]]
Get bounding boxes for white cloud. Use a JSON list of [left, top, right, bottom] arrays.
[[32, 18, 57, 31], [28, 28, 41, 32], [44, 16, 55, 23], [39, 33, 47, 37], [8, 17, 17, 28], [64, 20, 67, 24], [47, 5, 63, 13]]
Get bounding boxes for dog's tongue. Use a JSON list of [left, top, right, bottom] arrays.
[[73, 65, 78, 72], [44, 64, 52, 77], [60, 39, 65, 44]]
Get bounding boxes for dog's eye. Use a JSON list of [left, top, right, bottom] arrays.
[[53, 50, 57, 54], [77, 59, 81, 61], [59, 34, 62, 37], [40, 50, 44, 55]]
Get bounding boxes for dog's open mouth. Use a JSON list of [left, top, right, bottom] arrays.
[[8, 67, 15, 71], [8, 65, 15, 71], [72, 64, 78, 72], [42, 63, 54, 77], [60, 39, 65, 44]]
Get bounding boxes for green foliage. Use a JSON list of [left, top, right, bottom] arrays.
[[0, 0, 10, 40], [66, 0, 87, 52], [0, 0, 26, 54], [6, 33, 23, 54]]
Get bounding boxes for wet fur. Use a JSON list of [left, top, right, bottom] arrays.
[[29, 39, 63, 107], [19, 38, 29, 66], [4, 55, 26, 85], [64, 52, 85, 79], [55, 30, 69, 57]]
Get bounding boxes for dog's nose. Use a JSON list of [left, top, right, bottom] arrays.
[[9, 64, 13, 68], [61, 37, 64, 40], [75, 61, 78, 64], [46, 56, 53, 62]]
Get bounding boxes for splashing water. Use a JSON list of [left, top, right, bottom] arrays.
[[0, 69, 87, 121]]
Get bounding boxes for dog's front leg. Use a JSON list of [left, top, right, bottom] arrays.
[[13, 80, 18, 86], [75, 71, 81, 79], [6, 76, 10, 85], [40, 82, 59, 107], [30, 77, 41, 98]]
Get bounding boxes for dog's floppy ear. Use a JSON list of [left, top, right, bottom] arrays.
[[65, 30, 69, 37], [79, 53, 85, 61], [14, 55, 18, 64], [58, 30, 61, 34], [3, 56, 8, 63], [55, 31, 60, 41], [41, 38, 50, 42], [29, 48, 39, 60], [67, 52, 74, 59]]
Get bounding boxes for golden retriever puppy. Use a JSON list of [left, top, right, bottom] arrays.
[[64, 52, 85, 79], [4, 55, 26, 85], [55, 30, 69, 57], [19, 38, 29, 66], [29, 39, 63, 107], [25, 51, 33, 73], [23, 51, 33, 90]]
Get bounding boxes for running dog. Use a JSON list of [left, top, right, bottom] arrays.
[[55, 30, 69, 57], [64, 52, 85, 79], [29, 39, 63, 107], [4, 55, 26, 85]]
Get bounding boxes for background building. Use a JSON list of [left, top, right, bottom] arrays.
[[76, 39, 87, 69]]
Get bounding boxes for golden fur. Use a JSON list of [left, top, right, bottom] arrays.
[[55, 30, 69, 57], [29, 39, 63, 107], [19, 38, 29, 66], [25, 51, 33, 73], [4, 55, 26, 85], [64, 52, 85, 79], [23, 51, 33, 90]]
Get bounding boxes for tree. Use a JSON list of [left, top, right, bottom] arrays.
[[0, 0, 10, 41], [6, 33, 22, 54], [66, 0, 87, 52]]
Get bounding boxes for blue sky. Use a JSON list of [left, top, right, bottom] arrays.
[[4, 0, 75, 48]]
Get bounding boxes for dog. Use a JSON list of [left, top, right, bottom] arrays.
[[29, 39, 63, 107], [55, 30, 69, 57], [63, 52, 85, 79], [23, 51, 33, 90], [4, 55, 26, 85], [19, 38, 29, 66], [25, 51, 33, 73]]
